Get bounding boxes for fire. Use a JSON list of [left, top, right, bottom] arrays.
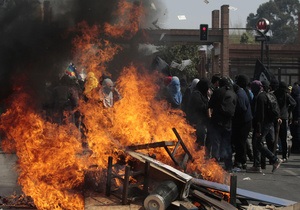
[[0, 0, 228, 209], [0, 84, 86, 209], [104, 1, 144, 39]]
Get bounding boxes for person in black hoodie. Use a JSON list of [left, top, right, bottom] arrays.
[[247, 80, 282, 173], [208, 77, 237, 171], [232, 74, 253, 170], [274, 81, 296, 161], [187, 78, 210, 149], [291, 82, 300, 153]]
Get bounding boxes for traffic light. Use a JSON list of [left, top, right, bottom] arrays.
[[200, 24, 208, 41]]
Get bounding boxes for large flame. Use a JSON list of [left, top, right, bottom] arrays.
[[0, 83, 86, 209], [0, 1, 228, 209]]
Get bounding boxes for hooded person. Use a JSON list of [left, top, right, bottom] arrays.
[[291, 83, 300, 153], [247, 79, 283, 173], [166, 76, 182, 109], [273, 81, 296, 161], [187, 78, 211, 148], [84, 72, 99, 99], [181, 78, 199, 114], [208, 76, 237, 171], [99, 78, 121, 108], [232, 74, 253, 170], [250, 80, 263, 97]]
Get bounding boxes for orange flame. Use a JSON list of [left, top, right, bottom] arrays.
[[104, 1, 144, 39], [0, 86, 86, 209]]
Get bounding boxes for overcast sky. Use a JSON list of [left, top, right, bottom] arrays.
[[157, 0, 270, 29]]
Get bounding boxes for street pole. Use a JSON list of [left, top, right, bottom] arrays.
[[260, 39, 264, 65]]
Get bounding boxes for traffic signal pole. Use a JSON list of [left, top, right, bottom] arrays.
[[255, 18, 270, 69]]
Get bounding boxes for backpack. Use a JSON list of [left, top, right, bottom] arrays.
[[265, 92, 280, 120], [220, 88, 236, 117]]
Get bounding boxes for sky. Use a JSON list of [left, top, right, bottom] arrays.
[[156, 0, 270, 29]]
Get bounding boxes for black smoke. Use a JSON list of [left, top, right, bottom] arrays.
[[0, 0, 166, 101]]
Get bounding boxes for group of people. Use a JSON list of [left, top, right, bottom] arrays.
[[164, 73, 300, 173], [43, 63, 121, 126]]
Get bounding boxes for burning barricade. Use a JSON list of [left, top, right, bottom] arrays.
[[0, 1, 299, 210]]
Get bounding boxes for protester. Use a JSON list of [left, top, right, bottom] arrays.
[[247, 80, 282, 173], [99, 78, 121, 108], [187, 78, 211, 149], [166, 76, 182, 109], [52, 74, 80, 124], [208, 74, 221, 99], [274, 81, 296, 162], [232, 74, 253, 170], [208, 77, 237, 171], [260, 80, 277, 168], [182, 78, 199, 115], [290, 82, 300, 153], [84, 72, 99, 100]]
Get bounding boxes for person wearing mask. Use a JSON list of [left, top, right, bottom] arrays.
[[166, 76, 182, 109], [208, 77, 237, 172], [187, 78, 211, 149], [182, 78, 199, 119], [232, 74, 253, 170], [273, 81, 296, 162], [247, 80, 282, 173], [99, 78, 121, 108]]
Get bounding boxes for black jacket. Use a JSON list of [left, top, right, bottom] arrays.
[[209, 86, 237, 129], [274, 89, 296, 120], [253, 91, 274, 133], [187, 90, 209, 125]]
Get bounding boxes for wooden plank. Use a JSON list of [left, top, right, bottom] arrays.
[[192, 190, 238, 210], [172, 128, 193, 162], [127, 141, 175, 151]]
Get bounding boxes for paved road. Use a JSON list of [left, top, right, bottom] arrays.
[[1, 150, 300, 209], [233, 153, 300, 203]]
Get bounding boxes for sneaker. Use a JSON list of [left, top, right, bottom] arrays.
[[232, 167, 242, 172], [272, 158, 283, 173], [282, 158, 288, 163], [246, 166, 262, 173]]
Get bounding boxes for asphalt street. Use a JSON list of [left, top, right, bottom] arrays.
[[233, 153, 300, 203]]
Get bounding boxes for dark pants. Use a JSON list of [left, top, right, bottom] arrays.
[[252, 122, 277, 167], [209, 123, 233, 170], [279, 119, 288, 159], [290, 120, 300, 152], [232, 120, 252, 166], [196, 122, 207, 147]]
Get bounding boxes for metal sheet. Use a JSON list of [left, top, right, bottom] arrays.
[[191, 178, 297, 207]]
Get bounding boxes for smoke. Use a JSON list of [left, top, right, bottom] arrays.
[[0, 0, 165, 101]]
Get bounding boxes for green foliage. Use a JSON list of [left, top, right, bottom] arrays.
[[157, 45, 201, 81], [240, 32, 256, 44], [246, 0, 300, 44]]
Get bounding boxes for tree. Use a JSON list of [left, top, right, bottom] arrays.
[[156, 45, 201, 81], [240, 32, 255, 44], [246, 0, 300, 44]]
